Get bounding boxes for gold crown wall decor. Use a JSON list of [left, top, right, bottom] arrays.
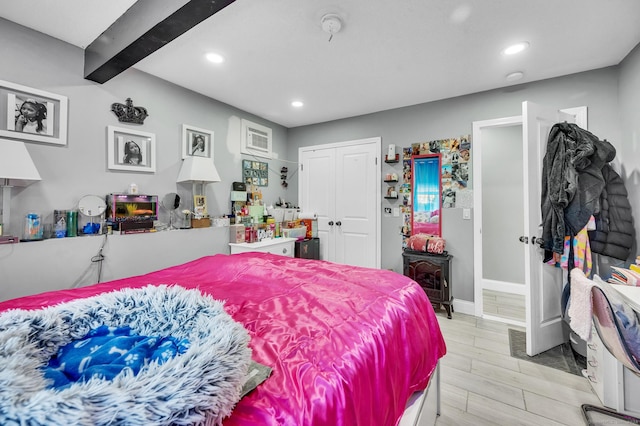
[[111, 98, 149, 124]]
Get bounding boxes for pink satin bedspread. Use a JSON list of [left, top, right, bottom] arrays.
[[0, 253, 446, 426]]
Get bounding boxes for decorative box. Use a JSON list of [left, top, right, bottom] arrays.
[[191, 218, 211, 228], [229, 224, 245, 243]]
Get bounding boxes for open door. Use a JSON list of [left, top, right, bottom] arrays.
[[474, 102, 587, 356], [523, 101, 576, 356]]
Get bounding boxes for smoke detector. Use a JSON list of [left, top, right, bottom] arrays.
[[321, 14, 343, 41]]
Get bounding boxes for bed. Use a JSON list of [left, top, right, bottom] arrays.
[[0, 252, 446, 425]]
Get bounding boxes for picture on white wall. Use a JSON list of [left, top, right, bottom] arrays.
[[107, 125, 156, 173], [408, 134, 471, 208], [0, 79, 68, 146], [182, 124, 213, 159]]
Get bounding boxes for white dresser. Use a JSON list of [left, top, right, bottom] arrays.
[[229, 238, 296, 257]]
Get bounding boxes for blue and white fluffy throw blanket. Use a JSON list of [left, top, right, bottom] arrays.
[[43, 325, 190, 389], [0, 285, 251, 426]]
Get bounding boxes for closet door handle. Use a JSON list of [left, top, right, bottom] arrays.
[[519, 236, 528, 244], [328, 221, 334, 226], [336, 221, 342, 226]]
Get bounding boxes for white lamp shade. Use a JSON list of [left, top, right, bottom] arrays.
[[0, 139, 41, 186], [176, 156, 221, 183]]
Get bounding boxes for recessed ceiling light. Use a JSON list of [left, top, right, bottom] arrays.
[[506, 71, 524, 82], [503, 41, 530, 55], [205, 52, 225, 64], [291, 100, 304, 108]]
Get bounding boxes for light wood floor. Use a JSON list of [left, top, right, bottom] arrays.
[[434, 311, 603, 425], [482, 289, 526, 323]]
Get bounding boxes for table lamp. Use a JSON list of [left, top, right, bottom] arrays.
[[0, 139, 42, 237], [176, 156, 221, 216]]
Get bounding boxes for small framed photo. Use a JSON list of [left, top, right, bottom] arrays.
[[182, 124, 213, 159], [0, 79, 68, 145], [193, 195, 207, 217], [107, 125, 156, 173]]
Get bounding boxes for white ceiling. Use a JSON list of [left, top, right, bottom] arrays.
[[2, 0, 640, 128]]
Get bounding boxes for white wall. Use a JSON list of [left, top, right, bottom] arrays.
[[0, 18, 292, 235], [0, 227, 229, 302], [2, 17, 638, 305], [0, 19, 294, 301], [288, 65, 627, 303]]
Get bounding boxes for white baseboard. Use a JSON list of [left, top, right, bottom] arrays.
[[452, 299, 474, 316]]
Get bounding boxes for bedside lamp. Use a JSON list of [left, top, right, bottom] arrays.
[[0, 139, 42, 236], [176, 156, 221, 215]]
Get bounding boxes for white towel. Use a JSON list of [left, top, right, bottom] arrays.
[[568, 268, 596, 341]]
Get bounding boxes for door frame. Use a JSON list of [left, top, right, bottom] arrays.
[[472, 115, 525, 324], [298, 137, 381, 268], [473, 107, 588, 327]]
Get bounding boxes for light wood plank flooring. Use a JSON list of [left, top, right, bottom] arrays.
[[434, 311, 602, 425], [482, 289, 526, 323]]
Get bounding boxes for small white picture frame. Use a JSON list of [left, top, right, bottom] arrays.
[[182, 124, 213, 159], [107, 125, 156, 173]]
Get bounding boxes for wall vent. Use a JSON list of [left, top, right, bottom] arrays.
[[241, 119, 272, 159]]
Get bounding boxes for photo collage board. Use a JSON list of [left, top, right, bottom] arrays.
[[400, 135, 471, 247], [243, 159, 269, 187]]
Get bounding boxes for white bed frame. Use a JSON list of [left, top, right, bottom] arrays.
[[399, 363, 441, 426]]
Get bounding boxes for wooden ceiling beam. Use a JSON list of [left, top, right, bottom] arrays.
[[84, 0, 235, 83]]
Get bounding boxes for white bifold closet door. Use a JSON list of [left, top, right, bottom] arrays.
[[299, 137, 380, 269]]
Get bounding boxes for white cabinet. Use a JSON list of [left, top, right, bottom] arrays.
[[586, 324, 640, 416], [229, 238, 295, 257]]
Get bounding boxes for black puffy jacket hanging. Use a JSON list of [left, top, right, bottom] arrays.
[[588, 164, 635, 260]]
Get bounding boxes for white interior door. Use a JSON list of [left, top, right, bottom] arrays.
[[335, 143, 379, 268], [474, 102, 587, 356], [299, 147, 335, 262], [523, 101, 579, 356], [299, 138, 381, 268]]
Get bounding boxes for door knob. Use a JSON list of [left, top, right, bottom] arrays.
[[336, 221, 342, 226], [519, 236, 528, 244], [328, 221, 334, 226], [531, 236, 545, 247]]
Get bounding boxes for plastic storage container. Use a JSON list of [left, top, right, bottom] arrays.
[[23, 212, 43, 241], [282, 226, 307, 241]]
